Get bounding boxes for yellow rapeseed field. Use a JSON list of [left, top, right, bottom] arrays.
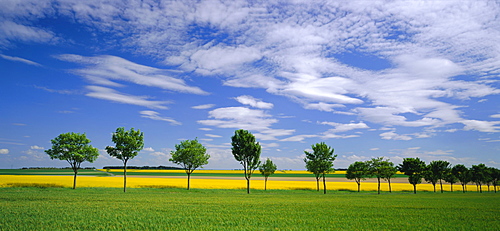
[[0, 174, 473, 192]]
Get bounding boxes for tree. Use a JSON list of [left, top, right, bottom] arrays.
[[470, 164, 487, 193], [304, 142, 337, 194], [346, 161, 368, 192], [169, 138, 210, 190], [231, 129, 261, 194], [106, 127, 144, 192], [425, 160, 450, 193], [45, 132, 99, 189], [366, 157, 396, 194], [398, 157, 426, 194], [484, 167, 494, 192], [452, 164, 470, 193], [443, 168, 458, 192], [490, 167, 500, 193], [259, 158, 277, 190], [379, 161, 398, 193]]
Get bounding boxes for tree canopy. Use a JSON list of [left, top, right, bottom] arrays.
[[45, 132, 99, 189]]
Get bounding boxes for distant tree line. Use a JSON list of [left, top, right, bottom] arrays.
[[103, 166, 183, 170]]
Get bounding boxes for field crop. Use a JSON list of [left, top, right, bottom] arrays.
[[0, 187, 498, 230], [0, 174, 468, 192]]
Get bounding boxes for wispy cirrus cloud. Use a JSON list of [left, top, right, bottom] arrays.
[[0, 54, 41, 66], [140, 111, 181, 126], [57, 54, 208, 95], [86, 86, 170, 109], [234, 95, 273, 109]]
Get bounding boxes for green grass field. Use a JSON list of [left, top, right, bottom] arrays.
[[0, 187, 498, 230]]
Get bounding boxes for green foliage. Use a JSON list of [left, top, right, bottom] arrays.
[[443, 168, 458, 192], [0, 188, 499, 230], [366, 157, 397, 194], [169, 138, 210, 190], [106, 127, 144, 162], [346, 161, 368, 192], [424, 160, 450, 193], [398, 157, 426, 194], [304, 142, 337, 194], [45, 132, 99, 189], [106, 127, 144, 192], [259, 158, 277, 177], [452, 164, 471, 193], [470, 163, 488, 193], [231, 129, 262, 194], [259, 158, 277, 190]]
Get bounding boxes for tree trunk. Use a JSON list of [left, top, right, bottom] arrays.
[[264, 176, 268, 191], [413, 184, 417, 194], [187, 173, 191, 190], [439, 179, 443, 193], [246, 178, 250, 194], [123, 160, 127, 193], [388, 178, 392, 193], [357, 182, 360, 192], [322, 173, 326, 194], [72, 171, 77, 190], [377, 177, 381, 194], [433, 183, 436, 192], [316, 177, 320, 191], [450, 183, 453, 192]]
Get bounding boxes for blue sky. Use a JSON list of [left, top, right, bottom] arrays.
[[1, 0, 499, 170]]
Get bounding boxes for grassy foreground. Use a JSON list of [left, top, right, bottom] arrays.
[[0, 187, 498, 230]]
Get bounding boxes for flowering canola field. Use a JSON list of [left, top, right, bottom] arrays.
[[0, 169, 471, 192]]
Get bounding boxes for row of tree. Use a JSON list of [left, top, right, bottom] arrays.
[[346, 158, 500, 194], [44, 128, 275, 193], [44, 127, 498, 194]]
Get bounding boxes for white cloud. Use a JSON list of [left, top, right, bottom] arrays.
[[192, 104, 216, 110], [280, 135, 318, 142], [190, 46, 262, 75], [143, 147, 155, 152], [0, 54, 41, 66], [57, 54, 208, 95], [304, 102, 344, 112], [198, 107, 277, 131], [490, 114, 500, 119], [462, 120, 500, 133], [0, 149, 9, 154], [380, 131, 413, 141], [30, 145, 44, 150], [320, 121, 369, 133], [140, 111, 181, 126], [234, 95, 273, 109], [0, 21, 56, 47], [205, 134, 222, 138], [86, 86, 169, 109]]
